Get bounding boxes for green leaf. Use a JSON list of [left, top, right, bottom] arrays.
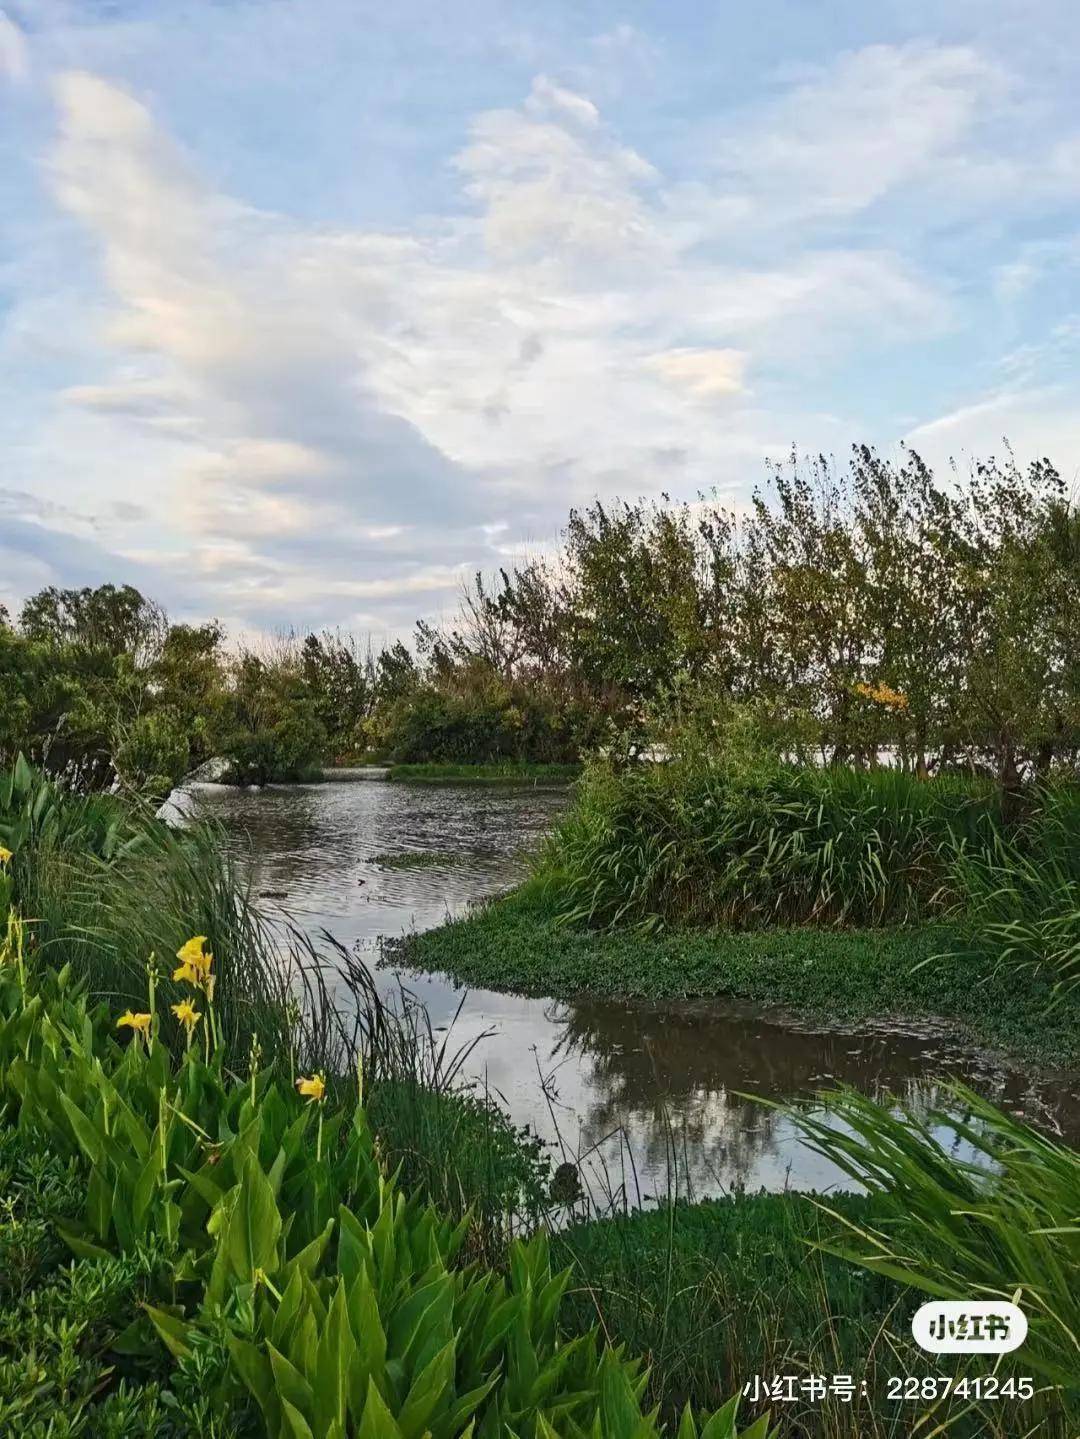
[[358, 1377, 405, 1439], [58, 1091, 105, 1168], [268, 1343, 316, 1424], [280, 1397, 316, 1439], [227, 1155, 283, 1283], [143, 1304, 194, 1362], [54, 1221, 112, 1262], [228, 1335, 281, 1437]]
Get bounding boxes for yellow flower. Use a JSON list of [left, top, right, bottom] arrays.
[[117, 1010, 152, 1035], [854, 681, 908, 710], [0, 845, 12, 865], [174, 935, 214, 987], [171, 999, 201, 1031], [296, 1074, 326, 1103], [176, 934, 213, 974]]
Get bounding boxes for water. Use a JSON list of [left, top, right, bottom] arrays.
[[179, 778, 1080, 1202]]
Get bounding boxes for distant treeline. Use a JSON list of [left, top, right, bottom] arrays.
[[2, 443, 1078, 792]]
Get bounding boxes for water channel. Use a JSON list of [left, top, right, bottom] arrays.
[[175, 776, 1080, 1204]]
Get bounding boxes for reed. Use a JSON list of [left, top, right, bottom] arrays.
[[787, 1084, 1080, 1430], [545, 760, 1003, 932]]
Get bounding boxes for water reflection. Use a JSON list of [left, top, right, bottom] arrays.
[[180, 779, 1080, 1200]]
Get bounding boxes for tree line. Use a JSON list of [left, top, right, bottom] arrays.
[[2, 443, 1077, 793]]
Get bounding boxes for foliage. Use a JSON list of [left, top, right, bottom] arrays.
[[0, 951, 770, 1438], [424, 448, 1080, 779], [371, 674, 593, 767], [0, 1129, 224, 1436], [556, 1193, 921, 1437], [386, 762, 581, 784], [945, 783, 1080, 999], [4, 445, 1079, 783], [788, 1086, 1080, 1428], [544, 759, 1003, 933], [393, 884, 1080, 1065]]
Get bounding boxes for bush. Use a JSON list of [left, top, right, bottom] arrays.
[[371, 676, 593, 766], [546, 758, 1003, 931]]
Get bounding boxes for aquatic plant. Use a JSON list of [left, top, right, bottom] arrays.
[[0, 949, 772, 1437], [544, 760, 1003, 932], [787, 1084, 1080, 1428]]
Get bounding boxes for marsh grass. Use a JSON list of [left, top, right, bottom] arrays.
[[546, 761, 1004, 933], [946, 785, 1080, 1001], [786, 1085, 1080, 1431], [556, 1193, 921, 1438]]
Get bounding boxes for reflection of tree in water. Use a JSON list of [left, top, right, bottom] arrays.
[[542, 998, 1047, 1200]]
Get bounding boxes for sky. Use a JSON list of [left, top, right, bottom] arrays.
[[2, 0, 1080, 642]]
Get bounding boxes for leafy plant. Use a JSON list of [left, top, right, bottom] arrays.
[[0, 950, 771, 1437]]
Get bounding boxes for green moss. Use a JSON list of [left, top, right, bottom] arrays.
[[395, 884, 1080, 1066]]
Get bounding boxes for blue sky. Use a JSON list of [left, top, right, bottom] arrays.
[[2, 0, 1079, 639]]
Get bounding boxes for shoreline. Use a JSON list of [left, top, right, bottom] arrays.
[[393, 883, 1080, 1070]]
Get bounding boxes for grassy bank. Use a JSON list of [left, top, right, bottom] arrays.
[[387, 760, 581, 783], [396, 884, 1080, 1064], [557, 1193, 910, 1435]]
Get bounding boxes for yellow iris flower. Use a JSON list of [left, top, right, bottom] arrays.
[[117, 1010, 152, 1035], [173, 935, 214, 985], [0, 845, 12, 865], [296, 1074, 326, 1103], [171, 999, 201, 1030]]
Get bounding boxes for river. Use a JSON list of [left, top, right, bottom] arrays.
[[175, 776, 1080, 1205]]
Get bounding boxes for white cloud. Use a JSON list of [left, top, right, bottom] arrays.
[[0, 9, 27, 82], [8, 34, 1078, 634], [644, 348, 747, 399], [708, 43, 1003, 226]]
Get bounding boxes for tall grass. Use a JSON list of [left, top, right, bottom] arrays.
[[546, 760, 1003, 932], [554, 1192, 991, 1438], [947, 784, 1080, 1000], [788, 1085, 1080, 1428], [2, 761, 551, 1244]]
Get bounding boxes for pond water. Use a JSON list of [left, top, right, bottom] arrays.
[[177, 777, 1080, 1204]]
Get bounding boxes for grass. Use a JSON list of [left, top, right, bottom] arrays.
[[557, 1192, 922, 1437], [545, 761, 1004, 932], [948, 785, 1080, 1001], [787, 1085, 1080, 1430], [395, 882, 1080, 1065], [556, 1183, 1077, 1437], [387, 760, 581, 784]]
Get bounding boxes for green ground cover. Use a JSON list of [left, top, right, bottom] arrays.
[[396, 884, 1080, 1065]]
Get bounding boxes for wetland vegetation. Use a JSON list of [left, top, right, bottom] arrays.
[[3, 442, 1079, 1434]]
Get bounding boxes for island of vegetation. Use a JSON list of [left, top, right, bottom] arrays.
[[2, 443, 1078, 1434]]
